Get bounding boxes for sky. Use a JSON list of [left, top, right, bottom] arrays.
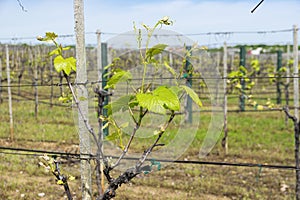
[[0, 0, 299, 47]]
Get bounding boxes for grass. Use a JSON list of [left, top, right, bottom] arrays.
[[0, 79, 298, 199], [0, 100, 77, 142], [0, 97, 297, 199]]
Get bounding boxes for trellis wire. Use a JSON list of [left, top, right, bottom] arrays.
[[0, 146, 296, 170]]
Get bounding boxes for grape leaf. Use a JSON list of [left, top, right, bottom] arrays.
[[49, 46, 71, 56], [164, 61, 176, 77], [105, 69, 132, 89], [181, 85, 202, 107], [105, 95, 134, 116], [146, 44, 168, 61], [53, 55, 76, 75], [136, 86, 180, 114], [37, 32, 58, 42]]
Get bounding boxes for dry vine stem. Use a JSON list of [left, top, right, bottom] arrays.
[[102, 112, 176, 200], [38, 16, 202, 200], [283, 106, 300, 200]]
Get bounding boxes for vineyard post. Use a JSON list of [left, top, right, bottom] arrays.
[[74, 0, 92, 199], [11, 46, 15, 70], [229, 51, 233, 73], [185, 45, 193, 123], [222, 42, 228, 155], [40, 47, 46, 85], [0, 59, 2, 103], [285, 44, 291, 126], [49, 54, 54, 108], [169, 51, 173, 85], [34, 49, 39, 119], [5, 45, 14, 141], [214, 51, 221, 100], [101, 42, 109, 136], [286, 44, 291, 92], [16, 48, 20, 97], [239, 46, 246, 111], [96, 29, 105, 196], [59, 72, 63, 96], [276, 50, 282, 104], [97, 30, 102, 82], [293, 24, 300, 200], [18, 49, 25, 97], [293, 25, 299, 121]]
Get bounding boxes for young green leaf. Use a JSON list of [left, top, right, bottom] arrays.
[[49, 48, 61, 56], [239, 66, 247, 74], [181, 85, 202, 107], [136, 86, 180, 114], [136, 93, 166, 114], [37, 32, 58, 42], [57, 180, 64, 185], [105, 95, 134, 116], [251, 59, 260, 72], [169, 86, 183, 97], [58, 96, 72, 103], [146, 44, 168, 61], [53, 55, 76, 75], [159, 16, 173, 26], [153, 86, 180, 111], [164, 61, 177, 77], [235, 83, 242, 89], [105, 130, 124, 150], [105, 69, 132, 89], [68, 175, 75, 181], [105, 131, 120, 141], [142, 23, 151, 31], [49, 46, 71, 56], [104, 57, 121, 70]]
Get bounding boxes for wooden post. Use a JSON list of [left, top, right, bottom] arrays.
[[276, 50, 282, 104], [293, 24, 300, 200], [293, 25, 299, 121], [0, 59, 2, 103], [6, 45, 14, 141], [287, 44, 291, 91], [50, 55, 54, 108], [222, 42, 228, 155], [74, 0, 92, 199], [285, 44, 291, 126], [215, 51, 221, 103], [16, 49, 20, 98], [287, 43, 291, 91], [34, 49, 39, 119], [96, 29, 105, 196], [59, 72, 63, 96], [185, 46, 193, 123], [101, 43, 109, 136], [97, 30, 102, 82], [239, 46, 246, 111], [18, 49, 25, 97]]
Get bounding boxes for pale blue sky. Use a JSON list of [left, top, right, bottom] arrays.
[[0, 0, 299, 46]]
